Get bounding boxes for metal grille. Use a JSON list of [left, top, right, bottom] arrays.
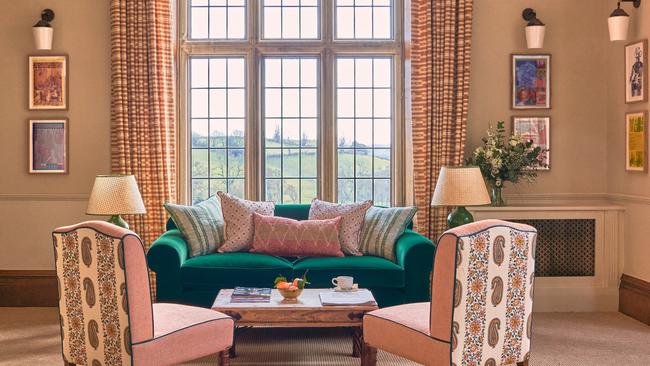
[[511, 219, 595, 277]]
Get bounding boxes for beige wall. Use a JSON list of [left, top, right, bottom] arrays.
[[469, 0, 650, 282], [1, 1, 648, 283], [605, 4, 650, 282], [467, 0, 610, 196], [0, 1, 111, 269]]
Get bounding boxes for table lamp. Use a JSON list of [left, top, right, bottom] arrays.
[[431, 166, 491, 228], [86, 175, 146, 229]]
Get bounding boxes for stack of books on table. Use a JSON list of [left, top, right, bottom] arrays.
[[230, 287, 272, 303], [319, 289, 377, 306]]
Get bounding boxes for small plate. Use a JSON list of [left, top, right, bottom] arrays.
[[334, 284, 359, 292]]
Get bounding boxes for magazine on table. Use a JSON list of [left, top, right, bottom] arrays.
[[319, 289, 377, 306], [230, 287, 272, 303]]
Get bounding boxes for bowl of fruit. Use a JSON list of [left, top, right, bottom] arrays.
[[274, 271, 309, 300]]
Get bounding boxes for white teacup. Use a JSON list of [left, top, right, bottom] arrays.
[[332, 276, 354, 290]]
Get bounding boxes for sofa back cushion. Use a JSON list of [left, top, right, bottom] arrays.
[[251, 213, 345, 257], [308, 199, 372, 256], [273, 204, 311, 221], [164, 197, 225, 257], [218, 192, 275, 253]]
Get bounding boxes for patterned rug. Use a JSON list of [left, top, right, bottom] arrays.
[[2, 309, 650, 365], [185, 327, 416, 365]]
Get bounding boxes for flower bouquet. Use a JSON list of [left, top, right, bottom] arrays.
[[466, 121, 548, 206]]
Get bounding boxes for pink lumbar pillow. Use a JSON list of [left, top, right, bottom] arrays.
[[251, 213, 345, 257], [308, 199, 372, 256], [217, 191, 275, 252]]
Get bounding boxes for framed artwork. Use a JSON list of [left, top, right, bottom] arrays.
[[512, 116, 551, 169], [28, 55, 67, 110], [29, 119, 68, 174], [511, 54, 551, 109], [625, 111, 647, 172], [625, 40, 648, 103]]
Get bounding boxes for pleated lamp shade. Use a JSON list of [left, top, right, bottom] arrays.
[[431, 166, 491, 207], [86, 175, 146, 215]]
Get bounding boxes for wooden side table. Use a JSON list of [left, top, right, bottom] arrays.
[[212, 288, 379, 360]]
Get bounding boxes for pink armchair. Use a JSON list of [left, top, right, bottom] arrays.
[[53, 221, 234, 366], [362, 219, 537, 366]]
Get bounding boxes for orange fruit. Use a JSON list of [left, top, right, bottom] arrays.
[[277, 281, 290, 289], [292, 279, 300, 287]]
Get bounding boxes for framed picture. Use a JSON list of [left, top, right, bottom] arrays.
[[625, 111, 648, 172], [28, 55, 67, 110], [512, 116, 551, 169], [29, 119, 68, 174], [511, 54, 551, 109], [625, 40, 648, 103]]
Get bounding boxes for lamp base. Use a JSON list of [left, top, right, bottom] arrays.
[[447, 206, 474, 229], [107, 215, 129, 229]]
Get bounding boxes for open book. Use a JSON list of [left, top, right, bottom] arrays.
[[319, 289, 377, 306]]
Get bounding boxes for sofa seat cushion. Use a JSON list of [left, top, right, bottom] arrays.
[[293, 256, 405, 288], [181, 253, 293, 288]]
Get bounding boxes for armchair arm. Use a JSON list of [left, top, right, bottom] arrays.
[[395, 229, 436, 303], [146, 229, 189, 302]]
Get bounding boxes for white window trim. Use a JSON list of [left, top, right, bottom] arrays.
[[177, 0, 408, 205]]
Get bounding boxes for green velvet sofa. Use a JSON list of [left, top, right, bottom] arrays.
[[147, 204, 435, 308]]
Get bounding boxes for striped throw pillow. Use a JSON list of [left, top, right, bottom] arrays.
[[359, 206, 417, 262], [164, 196, 225, 257]]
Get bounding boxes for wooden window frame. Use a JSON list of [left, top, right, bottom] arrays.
[[177, 0, 407, 205]]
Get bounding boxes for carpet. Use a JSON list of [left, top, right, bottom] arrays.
[[1, 308, 649, 365]]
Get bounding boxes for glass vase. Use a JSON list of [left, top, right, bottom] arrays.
[[491, 186, 506, 207]]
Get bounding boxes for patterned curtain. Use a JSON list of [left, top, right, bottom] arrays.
[[110, 0, 177, 293], [411, 0, 473, 240]]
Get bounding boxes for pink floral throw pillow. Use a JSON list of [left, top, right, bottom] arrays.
[[251, 214, 344, 257], [308, 199, 372, 256], [217, 191, 275, 252]]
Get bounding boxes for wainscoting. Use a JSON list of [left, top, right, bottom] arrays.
[[619, 274, 650, 325], [0, 270, 58, 307]]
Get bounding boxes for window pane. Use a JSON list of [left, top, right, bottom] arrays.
[[189, 0, 246, 40], [335, 0, 393, 40], [262, 0, 320, 39], [263, 56, 320, 203], [190, 56, 246, 202], [336, 57, 393, 205]]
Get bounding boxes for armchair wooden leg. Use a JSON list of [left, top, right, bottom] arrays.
[[360, 342, 377, 366], [219, 349, 230, 366], [516, 361, 529, 366], [63, 361, 76, 366]]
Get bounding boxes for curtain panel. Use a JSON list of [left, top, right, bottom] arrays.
[[110, 0, 177, 293], [411, 0, 473, 240]]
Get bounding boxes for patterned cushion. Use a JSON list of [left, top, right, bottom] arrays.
[[308, 199, 372, 256], [251, 213, 345, 257], [217, 191, 275, 252], [359, 206, 417, 261], [164, 197, 225, 258]]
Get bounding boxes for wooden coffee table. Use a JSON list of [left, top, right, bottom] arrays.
[[212, 288, 379, 361]]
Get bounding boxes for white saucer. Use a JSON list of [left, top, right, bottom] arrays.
[[333, 284, 359, 292]]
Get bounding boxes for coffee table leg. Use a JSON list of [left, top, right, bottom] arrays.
[[352, 327, 363, 357], [229, 327, 238, 358], [361, 343, 377, 366]]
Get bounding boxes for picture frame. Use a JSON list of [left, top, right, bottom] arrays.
[[28, 55, 68, 110], [512, 116, 551, 170], [511, 54, 551, 109], [29, 119, 68, 174], [625, 40, 648, 103], [625, 111, 648, 172]]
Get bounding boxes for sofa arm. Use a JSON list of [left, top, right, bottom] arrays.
[[146, 229, 188, 302], [395, 229, 436, 303]]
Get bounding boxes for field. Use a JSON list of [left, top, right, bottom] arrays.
[[190, 134, 390, 205]]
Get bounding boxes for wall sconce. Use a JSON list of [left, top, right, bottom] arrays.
[[608, 0, 641, 42], [33, 9, 55, 50], [522, 8, 545, 49]]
